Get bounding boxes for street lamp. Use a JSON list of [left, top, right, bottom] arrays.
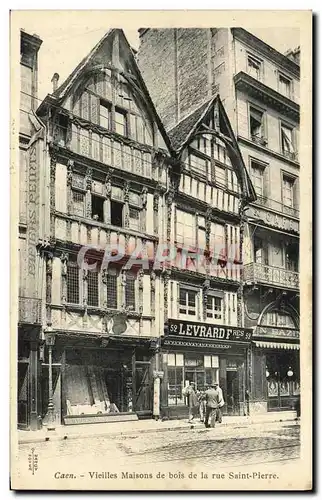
[[45, 333, 56, 431], [287, 367, 294, 377]]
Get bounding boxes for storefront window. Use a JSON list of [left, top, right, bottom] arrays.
[[167, 353, 219, 406], [266, 351, 300, 410]]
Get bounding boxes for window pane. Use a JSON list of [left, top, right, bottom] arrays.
[[67, 265, 79, 304], [99, 103, 110, 129], [125, 273, 136, 310], [87, 270, 99, 307], [176, 354, 184, 367], [115, 110, 126, 136], [107, 272, 117, 309], [72, 191, 84, 216], [129, 207, 140, 231], [168, 353, 176, 366], [190, 154, 207, 176]]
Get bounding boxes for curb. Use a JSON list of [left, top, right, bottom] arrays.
[[18, 417, 299, 445]]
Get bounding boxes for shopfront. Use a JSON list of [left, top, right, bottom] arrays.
[[251, 341, 300, 413], [41, 334, 157, 426], [160, 320, 253, 420]]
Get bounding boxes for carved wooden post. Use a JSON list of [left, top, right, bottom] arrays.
[[150, 270, 156, 317], [82, 260, 88, 328], [162, 269, 171, 322], [60, 252, 68, 324], [153, 188, 160, 236], [141, 187, 148, 232], [121, 269, 127, 309], [123, 180, 130, 228], [50, 152, 57, 240], [104, 168, 113, 224], [66, 159, 74, 215], [46, 252, 54, 328], [202, 278, 210, 322], [85, 167, 93, 218]]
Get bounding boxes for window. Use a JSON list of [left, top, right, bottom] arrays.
[[206, 295, 223, 320], [197, 216, 206, 250], [111, 200, 123, 227], [115, 109, 127, 136], [210, 223, 226, 260], [281, 124, 295, 157], [250, 160, 265, 197], [279, 74, 292, 98], [179, 287, 198, 317], [189, 153, 207, 177], [282, 175, 294, 208], [107, 268, 118, 309], [285, 242, 298, 272], [87, 270, 99, 307], [249, 106, 266, 143], [125, 272, 136, 310], [176, 210, 196, 247], [99, 101, 110, 129], [167, 354, 184, 406], [262, 311, 296, 329], [247, 55, 262, 80], [213, 164, 226, 187], [254, 238, 267, 265], [67, 263, 79, 304], [57, 114, 68, 146], [72, 191, 85, 217], [129, 207, 140, 231], [91, 194, 104, 222]]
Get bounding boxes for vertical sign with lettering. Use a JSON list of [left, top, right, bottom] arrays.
[[26, 142, 39, 297]]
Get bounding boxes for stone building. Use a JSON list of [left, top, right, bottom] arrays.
[[138, 27, 300, 415], [18, 29, 43, 430]]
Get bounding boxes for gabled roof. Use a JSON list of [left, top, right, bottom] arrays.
[[36, 29, 174, 154], [168, 99, 214, 151], [168, 94, 257, 202]]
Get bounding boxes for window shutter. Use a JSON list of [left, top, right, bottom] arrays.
[[293, 177, 299, 211], [263, 166, 269, 200]]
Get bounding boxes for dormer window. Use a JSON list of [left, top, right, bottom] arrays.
[[247, 54, 262, 80], [99, 101, 111, 129], [279, 74, 292, 99], [115, 109, 127, 136]]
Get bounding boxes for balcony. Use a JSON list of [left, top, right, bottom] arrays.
[[251, 135, 267, 147], [243, 262, 299, 290], [281, 150, 298, 163], [252, 195, 299, 220], [19, 297, 42, 325], [234, 71, 299, 122]]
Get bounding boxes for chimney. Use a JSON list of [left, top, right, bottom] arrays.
[[51, 73, 60, 92]]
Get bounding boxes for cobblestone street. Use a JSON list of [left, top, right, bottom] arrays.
[[16, 420, 300, 487]]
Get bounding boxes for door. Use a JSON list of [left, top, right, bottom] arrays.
[[133, 361, 152, 415], [18, 361, 30, 429], [226, 370, 240, 415]]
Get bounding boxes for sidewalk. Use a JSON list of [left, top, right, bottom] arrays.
[[17, 411, 298, 445]]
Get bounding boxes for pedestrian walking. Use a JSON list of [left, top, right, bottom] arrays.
[[183, 381, 199, 423], [198, 386, 207, 423], [204, 382, 225, 428]]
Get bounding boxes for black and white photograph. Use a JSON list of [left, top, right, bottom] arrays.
[[10, 10, 312, 491]]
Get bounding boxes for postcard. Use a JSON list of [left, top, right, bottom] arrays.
[[10, 9, 312, 491]]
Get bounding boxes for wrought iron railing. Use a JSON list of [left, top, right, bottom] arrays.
[[243, 262, 299, 290], [18, 297, 42, 325], [253, 195, 299, 219]]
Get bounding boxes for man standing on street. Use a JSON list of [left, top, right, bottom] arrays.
[[204, 382, 225, 428], [184, 381, 199, 423]]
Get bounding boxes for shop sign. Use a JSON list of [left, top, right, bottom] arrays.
[[167, 320, 253, 343], [248, 206, 299, 234]]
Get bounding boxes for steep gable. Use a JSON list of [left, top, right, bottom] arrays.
[[37, 29, 173, 154], [169, 95, 256, 202]]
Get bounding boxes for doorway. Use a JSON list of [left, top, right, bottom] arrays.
[[226, 370, 240, 415]]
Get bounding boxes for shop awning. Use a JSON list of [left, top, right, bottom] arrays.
[[253, 340, 300, 350]]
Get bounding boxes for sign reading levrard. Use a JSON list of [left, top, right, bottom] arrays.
[[167, 319, 253, 342]]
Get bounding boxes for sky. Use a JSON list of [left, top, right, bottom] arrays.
[[15, 11, 300, 103]]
